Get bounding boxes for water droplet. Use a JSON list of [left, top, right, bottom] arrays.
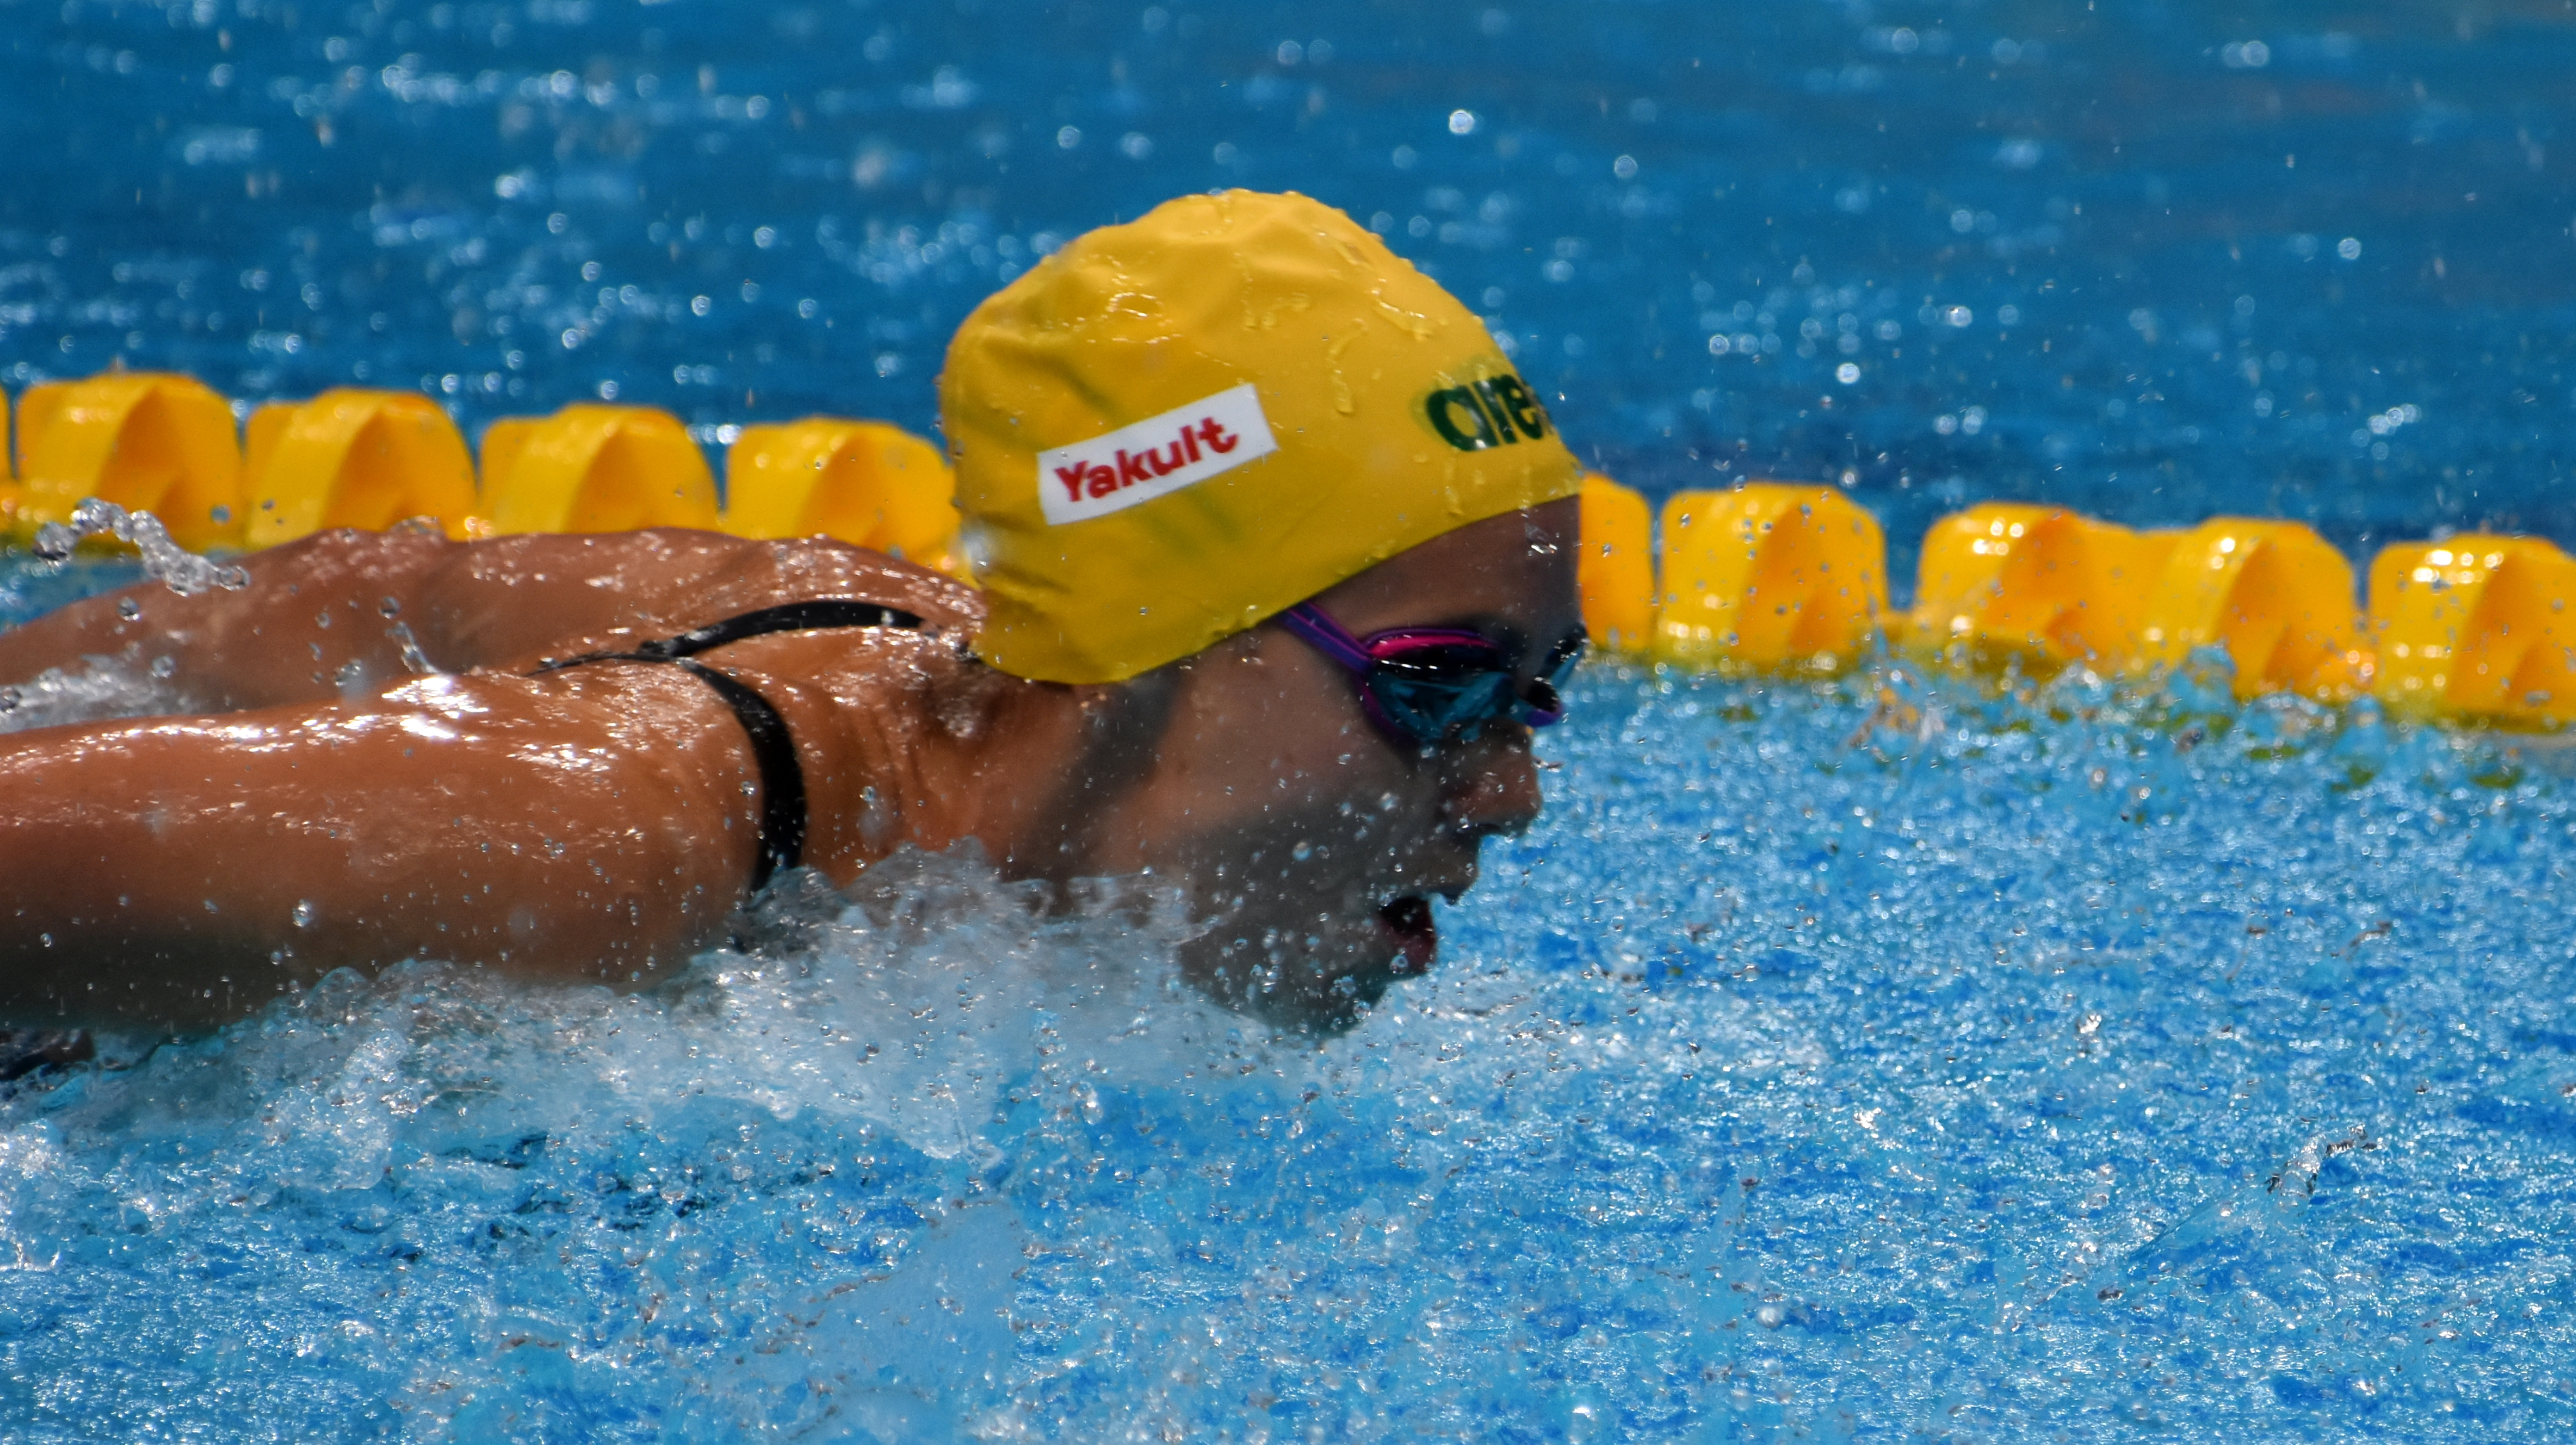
[[291, 900, 318, 929]]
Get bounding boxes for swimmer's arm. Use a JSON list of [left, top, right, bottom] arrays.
[[0, 670, 762, 1030], [0, 529, 456, 712]]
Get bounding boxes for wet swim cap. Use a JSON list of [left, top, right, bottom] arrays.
[[941, 190, 1584, 683]]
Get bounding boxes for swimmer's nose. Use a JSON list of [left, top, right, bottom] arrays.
[[1439, 734, 1545, 842]]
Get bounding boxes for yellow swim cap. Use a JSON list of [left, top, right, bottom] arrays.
[[941, 190, 1584, 683]]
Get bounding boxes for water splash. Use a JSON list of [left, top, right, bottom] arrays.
[[30, 498, 248, 598], [0, 655, 179, 734], [0, 846, 1262, 1437]]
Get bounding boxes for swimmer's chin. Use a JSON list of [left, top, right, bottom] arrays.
[[1178, 894, 1440, 1036]]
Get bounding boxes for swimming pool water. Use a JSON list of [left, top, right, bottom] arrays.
[[5, 0, 2576, 1440], [2, 622, 2572, 1440], [6, 0, 2574, 565]]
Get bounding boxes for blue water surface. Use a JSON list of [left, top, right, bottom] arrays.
[[5, 0, 2574, 569], [3, 617, 2573, 1441], [4, 0, 2576, 1440]]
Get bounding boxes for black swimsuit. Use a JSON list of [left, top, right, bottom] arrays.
[[534, 601, 924, 894]]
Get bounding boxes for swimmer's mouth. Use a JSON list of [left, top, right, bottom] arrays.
[[1378, 896, 1438, 976]]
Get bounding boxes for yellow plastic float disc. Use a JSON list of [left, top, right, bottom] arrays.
[[2135, 517, 2371, 700], [477, 403, 718, 536], [0, 384, 16, 534], [1653, 482, 1887, 673], [1907, 503, 2177, 672], [2368, 534, 2576, 726], [242, 389, 478, 548], [720, 417, 964, 577], [1574, 474, 1655, 652], [11, 370, 245, 550]]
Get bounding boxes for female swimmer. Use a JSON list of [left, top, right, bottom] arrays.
[[0, 191, 1585, 1036]]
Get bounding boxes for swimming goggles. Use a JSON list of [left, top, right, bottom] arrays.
[[1278, 602, 1579, 751]]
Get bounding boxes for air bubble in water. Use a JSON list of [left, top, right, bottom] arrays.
[[291, 901, 318, 929]]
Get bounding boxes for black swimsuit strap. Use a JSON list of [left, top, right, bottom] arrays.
[[533, 600, 924, 894], [623, 600, 924, 661], [663, 658, 807, 894]]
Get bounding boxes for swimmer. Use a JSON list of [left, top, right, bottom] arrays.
[[0, 191, 1583, 1037]]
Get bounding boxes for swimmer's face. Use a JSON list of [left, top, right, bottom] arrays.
[[1091, 498, 1582, 1031]]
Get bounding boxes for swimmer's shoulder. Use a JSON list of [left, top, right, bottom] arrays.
[[700, 531, 984, 634], [406, 527, 984, 672], [426, 527, 975, 619]]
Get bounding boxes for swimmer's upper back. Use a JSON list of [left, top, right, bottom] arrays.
[[0, 527, 983, 716]]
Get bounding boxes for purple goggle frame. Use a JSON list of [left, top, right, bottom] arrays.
[[1277, 602, 1579, 750]]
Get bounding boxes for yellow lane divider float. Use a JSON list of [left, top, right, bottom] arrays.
[[2369, 535, 2576, 726], [1574, 474, 1655, 652], [1903, 506, 2370, 699], [245, 388, 477, 544], [9, 371, 244, 551], [722, 417, 963, 575], [5, 369, 2574, 722], [1906, 504, 2172, 672], [1, 376, 966, 580], [2134, 517, 2370, 700], [476, 402, 720, 536], [1652, 483, 1885, 674], [1581, 473, 2561, 719]]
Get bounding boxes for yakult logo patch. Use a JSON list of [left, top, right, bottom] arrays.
[[1037, 383, 1280, 526]]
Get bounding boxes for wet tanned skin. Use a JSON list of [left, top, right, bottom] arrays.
[[0, 527, 981, 711], [0, 529, 1002, 1029], [0, 500, 1579, 1033]]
